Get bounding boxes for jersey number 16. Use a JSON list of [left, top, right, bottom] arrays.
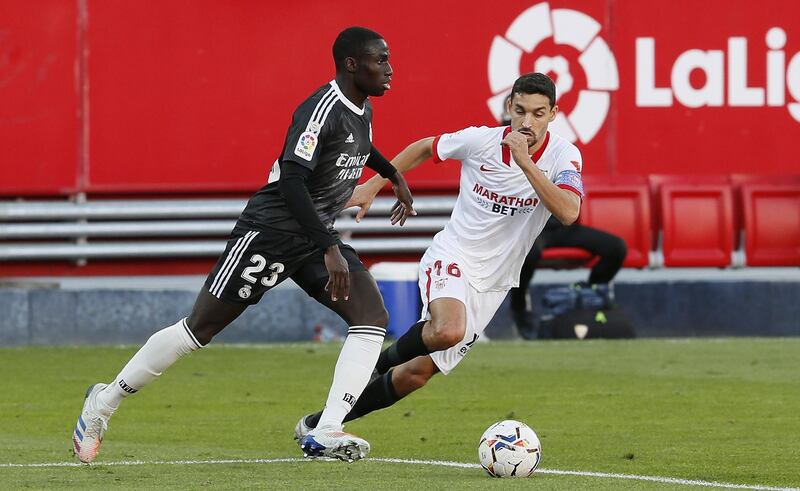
[[433, 260, 461, 278]]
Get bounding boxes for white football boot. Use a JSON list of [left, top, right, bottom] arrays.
[[299, 427, 370, 462], [72, 383, 109, 463], [293, 414, 314, 441]]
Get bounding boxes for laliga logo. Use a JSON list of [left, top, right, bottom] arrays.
[[487, 2, 619, 144], [637, 28, 800, 122]]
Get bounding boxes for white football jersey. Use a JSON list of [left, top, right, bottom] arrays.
[[429, 126, 584, 292]]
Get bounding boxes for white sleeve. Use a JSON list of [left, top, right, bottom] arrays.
[[552, 145, 585, 198], [431, 126, 485, 163]]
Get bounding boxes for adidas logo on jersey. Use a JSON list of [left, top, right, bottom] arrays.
[[345, 133, 355, 144]]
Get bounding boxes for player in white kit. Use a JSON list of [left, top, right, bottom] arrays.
[[295, 73, 583, 437]]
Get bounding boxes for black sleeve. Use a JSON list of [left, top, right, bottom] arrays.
[[365, 145, 398, 179], [278, 161, 339, 250]]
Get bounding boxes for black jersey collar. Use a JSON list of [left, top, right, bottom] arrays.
[[330, 80, 366, 116]]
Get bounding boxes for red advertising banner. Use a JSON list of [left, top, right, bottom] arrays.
[[1, 0, 798, 196], [614, 0, 800, 177]]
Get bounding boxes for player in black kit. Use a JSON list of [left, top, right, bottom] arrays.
[[71, 27, 415, 464]]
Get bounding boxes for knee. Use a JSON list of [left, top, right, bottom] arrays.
[[371, 306, 390, 328], [186, 314, 216, 346], [355, 304, 389, 329], [426, 317, 465, 350], [189, 328, 214, 347]]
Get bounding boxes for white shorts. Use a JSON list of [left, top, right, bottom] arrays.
[[417, 249, 508, 375]]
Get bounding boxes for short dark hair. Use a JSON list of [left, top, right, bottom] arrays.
[[332, 27, 384, 70], [511, 73, 556, 108]]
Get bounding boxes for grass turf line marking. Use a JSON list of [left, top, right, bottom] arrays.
[[1, 458, 797, 490]]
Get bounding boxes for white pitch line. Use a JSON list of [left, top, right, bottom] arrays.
[[1, 457, 797, 491]]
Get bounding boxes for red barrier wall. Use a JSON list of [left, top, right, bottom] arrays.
[[1, 0, 799, 196], [0, 0, 79, 195]]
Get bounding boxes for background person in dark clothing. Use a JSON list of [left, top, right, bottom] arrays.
[[509, 215, 627, 337]]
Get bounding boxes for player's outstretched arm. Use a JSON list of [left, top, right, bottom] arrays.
[[387, 171, 415, 226], [345, 138, 434, 221], [502, 131, 581, 225]]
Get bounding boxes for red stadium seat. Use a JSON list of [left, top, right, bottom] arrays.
[[539, 246, 594, 268], [730, 174, 800, 188], [741, 184, 800, 266], [730, 175, 800, 249], [580, 178, 651, 268], [648, 175, 730, 242], [660, 183, 734, 267]]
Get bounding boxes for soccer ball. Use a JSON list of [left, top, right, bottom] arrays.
[[477, 419, 541, 478]]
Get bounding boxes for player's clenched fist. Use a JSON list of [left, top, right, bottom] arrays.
[[501, 131, 534, 170]]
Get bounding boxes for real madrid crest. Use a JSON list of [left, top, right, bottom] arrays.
[[238, 284, 252, 299]]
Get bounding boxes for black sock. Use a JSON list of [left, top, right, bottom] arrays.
[[345, 369, 401, 422], [375, 320, 428, 374], [306, 369, 401, 428]]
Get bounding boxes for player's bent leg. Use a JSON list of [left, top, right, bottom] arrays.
[[95, 291, 245, 415], [300, 271, 387, 461], [391, 355, 440, 396], [187, 289, 249, 345], [296, 357, 440, 440], [73, 291, 247, 463], [72, 318, 202, 463], [422, 297, 467, 350], [374, 319, 426, 374], [313, 270, 389, 328], [375, 297, 466, 374], [295, 369, 396, 440]]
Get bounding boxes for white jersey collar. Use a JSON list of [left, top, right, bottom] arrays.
[[330, 80, 365, 116]]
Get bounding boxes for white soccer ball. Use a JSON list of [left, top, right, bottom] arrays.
[[477, 419, 542, 478]]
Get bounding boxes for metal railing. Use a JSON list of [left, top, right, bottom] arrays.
[[0, 196, 456, 261], [0, 197, 457, 221]]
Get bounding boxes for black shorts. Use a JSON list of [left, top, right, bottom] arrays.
[[204, 226, 367, 305]]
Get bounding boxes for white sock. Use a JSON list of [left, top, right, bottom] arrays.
[[315, 325, 386, 430], [95, 318, 202, 417]]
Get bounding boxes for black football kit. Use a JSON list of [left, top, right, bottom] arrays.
[[205, 80, 396, 304]]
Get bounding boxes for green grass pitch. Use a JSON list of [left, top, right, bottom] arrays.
[[1, 339, 799, 490]]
